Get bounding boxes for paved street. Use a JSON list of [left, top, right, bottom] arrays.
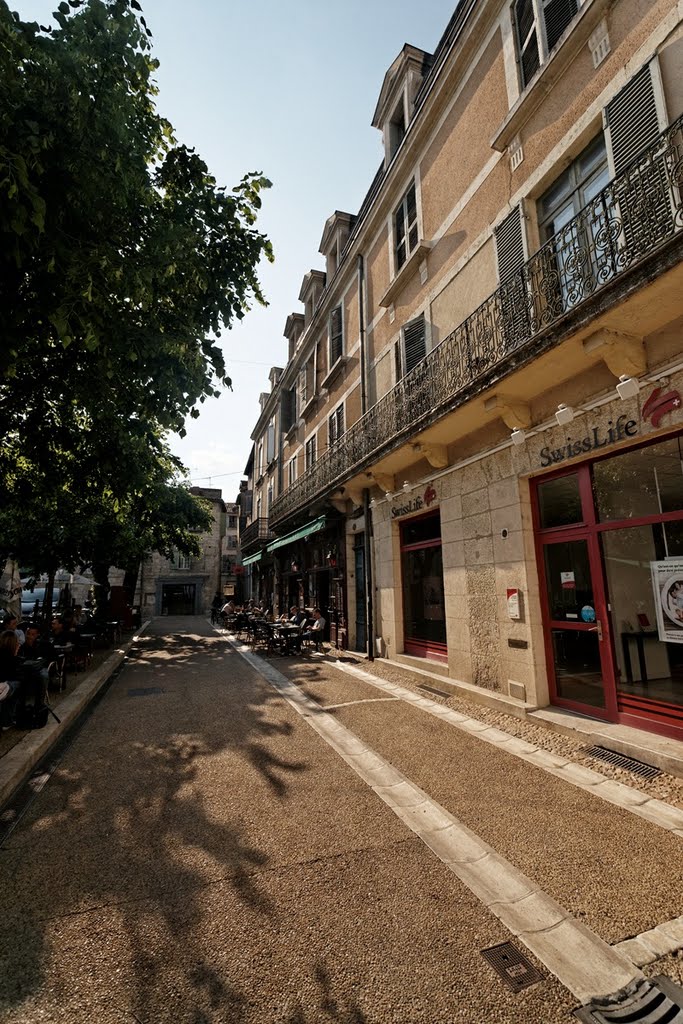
[[1, 617, 682, 1024]]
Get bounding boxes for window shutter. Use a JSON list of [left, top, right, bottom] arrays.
[[280, 388, 296, 433], [606, 64, 660, 175], [543, 0, 578, 53], [328, 411, 337, 447], [329, 306, 343, 365], [403, 314, 426, 375], [514, 0, 540, 86], [494, 206, 526, 283]]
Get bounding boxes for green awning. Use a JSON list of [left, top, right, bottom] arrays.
[[266, 516, 328, 553], [241, 551, 262, 566]]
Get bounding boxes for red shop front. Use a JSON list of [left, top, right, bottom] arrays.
[[533, 430, 683, 740]]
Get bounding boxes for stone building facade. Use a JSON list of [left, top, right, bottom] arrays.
[[241, 0, 683, 743], [136, 487, 226, 618]]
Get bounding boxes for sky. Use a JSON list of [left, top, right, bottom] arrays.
[[17, 0, 457, 500]]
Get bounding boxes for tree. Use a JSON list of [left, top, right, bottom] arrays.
[[0, 0, 272, 587]]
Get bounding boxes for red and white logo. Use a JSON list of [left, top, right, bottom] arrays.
[[423, 485, 437, 506], [642, 386, 682, 427]]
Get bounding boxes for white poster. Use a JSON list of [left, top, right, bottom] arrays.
[[650, 559, 683, 644]]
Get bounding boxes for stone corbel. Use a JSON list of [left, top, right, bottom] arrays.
[[483, 394, 531, 430], [370, 472, 394, 494], [329, 497, 347, 514], [412, 442, 449, 469], [345, 486, 365, 509], [582, 328, 646, 377]]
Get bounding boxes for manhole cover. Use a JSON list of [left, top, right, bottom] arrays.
[[481, 942, 544, 993], [582, 745, 661, 779], [417, 684, 453, 699], [127, 687, 164, 697], [574, 975, 683, 1021]]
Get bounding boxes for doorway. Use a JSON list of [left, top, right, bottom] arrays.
[[533, 433, 683, 736], [161, 583, 196, 615]]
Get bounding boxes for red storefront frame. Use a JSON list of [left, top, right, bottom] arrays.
[[532, 430, 683, 741], [400, 510, 448, 664]]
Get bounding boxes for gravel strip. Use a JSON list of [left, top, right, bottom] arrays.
[[328, 653, 683, 809]]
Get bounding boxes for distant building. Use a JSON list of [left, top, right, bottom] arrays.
[[135, 487, 226, 617]]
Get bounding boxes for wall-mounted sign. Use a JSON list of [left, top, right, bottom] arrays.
[[560, 571, 575, 590], [650, 559, 683, 644], [391, 485, 439, 519], [642, 386, 682, 427], [506, 588, 521, 620], [540, 414, 637, 467]]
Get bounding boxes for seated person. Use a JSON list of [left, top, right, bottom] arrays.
[[0, 630, 22, 727], [297, 608, 326, 651], [3, 614, 25, 648], [72, 604, 89, 628], [220, 599, 236, 619], [19, 625, 52, 690], [288, 606, 306, 626]]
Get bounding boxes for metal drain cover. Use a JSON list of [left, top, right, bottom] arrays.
[[127, 686, 164, 697], [417, 684, 453, 699], [582, 745, 661, 779], [574, 976, 683, 1022], [481, 942, 544, 992]]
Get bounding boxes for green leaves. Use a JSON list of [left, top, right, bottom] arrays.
[[0, 0, 271, 579]]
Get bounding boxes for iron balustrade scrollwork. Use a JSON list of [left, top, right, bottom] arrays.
[[239, 518, 274, 551], [270, 115, 683, 528]]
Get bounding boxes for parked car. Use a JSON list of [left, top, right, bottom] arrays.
[[20, 588, 58, 618]]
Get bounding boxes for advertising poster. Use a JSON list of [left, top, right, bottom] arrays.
[[650, 559, 683, 644]]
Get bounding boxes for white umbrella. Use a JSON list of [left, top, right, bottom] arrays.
[[0, 559, 22, 616]]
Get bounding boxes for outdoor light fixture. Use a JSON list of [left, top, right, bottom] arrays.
[[555, 403, 574, 426], [384, 491, 393, 500], [402, 481, 411, 492], [510, 429, 526, 445], [369, 498, 376, 509], [616, 374, 639, 400]]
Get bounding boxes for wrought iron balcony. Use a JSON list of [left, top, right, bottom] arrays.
[[270, 115, 683, 528], [239, 517, 274, 552]]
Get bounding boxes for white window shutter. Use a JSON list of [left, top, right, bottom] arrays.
[[605, 64, 661, 175], [494, 206, 526, 284]]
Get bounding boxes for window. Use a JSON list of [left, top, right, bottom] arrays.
[[305, 435, 317, 470], [257, 442, 264, 479], [394, 181, 418, 271], [513, 0, 579, 88], [288, 456, 297, 487], [329, 306, 343, 367], [297, 358, 315, 415], [256, 496, 262, 520], [266, 416, 275, 464], [267, 482, 273, 513], [171, 549, 191, 570], [395, 314, 426, 380], [328, 404, 345, 447], [389, 100, 406, 160], [280, 388, 296, 433], [537, 135, 610, 312]]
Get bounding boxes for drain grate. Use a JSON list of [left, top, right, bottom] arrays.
[[574, 975, 683, 1022], [481, 942, 544, 993], [582, 745, 661, 779], [417, 684, 453, 700], [127, 686, 164, 697]]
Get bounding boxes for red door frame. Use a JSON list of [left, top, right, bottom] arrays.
[[400, 510, 448, 663], [531, 431, 683, 740]]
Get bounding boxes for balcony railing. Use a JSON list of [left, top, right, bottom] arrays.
[[239, 517, 274, 552], [270, 115, 683, 528]]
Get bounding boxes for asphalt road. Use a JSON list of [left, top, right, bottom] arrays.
[[0, 617, 674, 1023]]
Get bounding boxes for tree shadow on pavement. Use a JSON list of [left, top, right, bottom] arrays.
[[0, 622, 315, 1022]]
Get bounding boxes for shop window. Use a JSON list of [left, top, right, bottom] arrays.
[[537, 473, 583, 528], [593, 436, 683, 523]]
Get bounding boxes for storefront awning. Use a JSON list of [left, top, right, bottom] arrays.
[[241, 551, 262, 566], [266, 516, 328, 553]]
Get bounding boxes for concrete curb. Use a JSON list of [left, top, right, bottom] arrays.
[[0, 621, 150, 810]]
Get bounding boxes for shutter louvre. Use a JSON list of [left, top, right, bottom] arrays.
[[543, 0, 578, 53], [606, 64, 660, 175], [329, 306, 343, 365], [404, 314, 426, 375], [494, 206, 526, 283]]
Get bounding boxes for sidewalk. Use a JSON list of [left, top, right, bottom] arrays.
[[0, 624, 148, 809]]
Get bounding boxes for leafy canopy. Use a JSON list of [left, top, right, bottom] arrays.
[[0, 0, 272, 577]]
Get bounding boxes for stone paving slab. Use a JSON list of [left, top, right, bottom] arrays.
[[271, 656, 683, 946]]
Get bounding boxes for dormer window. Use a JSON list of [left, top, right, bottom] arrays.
[[389, 100, 406, 160], [394, 181, 418, 271]]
